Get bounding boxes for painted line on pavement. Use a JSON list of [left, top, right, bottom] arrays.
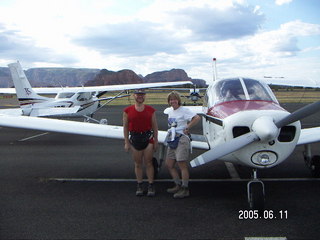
[[42, 177, 320, 183]]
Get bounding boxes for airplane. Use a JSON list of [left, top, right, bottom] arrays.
[[0, 62, 192, 122], [181, 84, 205, 105], [0, 74, 319, 211], [154, 84, 206, 105]]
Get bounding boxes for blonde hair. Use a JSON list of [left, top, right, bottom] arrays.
[[167, 91, 181, 106]]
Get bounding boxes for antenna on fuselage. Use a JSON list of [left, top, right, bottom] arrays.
[[212, 58, 217, 82]]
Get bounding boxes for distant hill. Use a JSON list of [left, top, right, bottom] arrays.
[[0, 66, 207, 88], [85, 69, 143, 86], [0, 67, 12, 88]]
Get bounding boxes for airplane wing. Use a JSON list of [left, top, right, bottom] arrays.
[[0, 81, 192, 95], [0, 114, 210, 149], [0, 108, 23, 116], [0, 114, 124, 139], [158, 130, 210, 150], [297, 127, 320, 145], [0, 106, 81, 117], [183, 106, 204, 114], [95, 94, 130, 102], [260, 78, 320, 88]]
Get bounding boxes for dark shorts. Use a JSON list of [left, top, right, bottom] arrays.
[[129, 131, 153, 151]]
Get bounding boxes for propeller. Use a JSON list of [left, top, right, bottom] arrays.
[[190, 132, 259, 167], [190, 101, 320, 167], [275, 101, 320, 128]]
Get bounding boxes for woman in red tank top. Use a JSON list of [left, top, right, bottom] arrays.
[[123, 89, 158, 197]]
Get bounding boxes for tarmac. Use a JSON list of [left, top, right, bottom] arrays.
[[0, 102, 319, 239]]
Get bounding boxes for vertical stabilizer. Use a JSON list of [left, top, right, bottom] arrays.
[[8, 62, 47, 109]]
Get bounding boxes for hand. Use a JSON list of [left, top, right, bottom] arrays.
[[153, 140, 159, 152], [183, 128, 190, 135], [124, 142, 131, 152]]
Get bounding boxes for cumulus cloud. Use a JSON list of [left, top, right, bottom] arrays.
[[0, 0, 319, 82], [0, 23, 78, 66], [73, 3, 265, 58], [74, 21, 186, 56], [171, 4, 265, 41]]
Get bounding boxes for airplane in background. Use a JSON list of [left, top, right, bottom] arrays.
[[0, 62, 192, 122], [0, 69, 319, 211], [181, 84, 205, 105], [155, 84, 206, 105]]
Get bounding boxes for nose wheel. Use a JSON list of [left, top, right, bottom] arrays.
[[247, 169, 265, 213]]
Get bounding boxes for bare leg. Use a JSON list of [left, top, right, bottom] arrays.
[[143, 143, 155, 184], [131, 148, 144, 183]]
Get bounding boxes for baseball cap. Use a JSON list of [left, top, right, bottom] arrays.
[[134, 89, 146, 94]]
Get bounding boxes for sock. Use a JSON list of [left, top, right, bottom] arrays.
[[174, 178, 181, 186], [182, 180, 189, 188]]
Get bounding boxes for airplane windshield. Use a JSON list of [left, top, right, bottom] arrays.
[[213, 78, 246, 104], [210, 78, 277, 105], [243, 78, 276, 102], [77, 92, 93, 101], [56, 92, 75, 99]]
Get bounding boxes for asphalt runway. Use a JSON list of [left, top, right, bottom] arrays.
[[0, 103, 319, 239]]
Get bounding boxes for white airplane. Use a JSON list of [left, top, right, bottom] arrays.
[[0, 62, 191, 122], [0, 76, 319, 211], [155, 84, 206, 105], [180, 85, 206, 105]]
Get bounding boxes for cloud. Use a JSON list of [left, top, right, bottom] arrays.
[[73, 3, 265, 58], [0, 23, 78, 65], [275, 0, 292, 6], [74, 21, 186, 57], [171, 3, 265, 41]]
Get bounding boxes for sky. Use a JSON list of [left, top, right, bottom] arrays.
[[0, 0, 319, 85]]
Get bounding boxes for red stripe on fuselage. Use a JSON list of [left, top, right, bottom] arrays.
[[207, 100, 285, 119]]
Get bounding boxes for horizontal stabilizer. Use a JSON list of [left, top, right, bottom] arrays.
[[29, 106, 81, 117]]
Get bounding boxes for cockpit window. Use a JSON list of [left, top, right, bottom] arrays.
[[211, 78, 245, 105], [77, 92, 93, 101], [243, 78, 275, 102], [209, 78, 278, 105], [56, 92, 75, 99]]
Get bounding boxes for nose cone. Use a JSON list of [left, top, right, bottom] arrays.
[[252, 116, 279, 142]]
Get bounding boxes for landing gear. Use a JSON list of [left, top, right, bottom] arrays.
[[99, 119, 108, 125], [83, 115, 108, 124], [152, 145, 166, 179], [152, 157, 159, 179], [303, 144, 320, 177], [247, 169, 265, 213]]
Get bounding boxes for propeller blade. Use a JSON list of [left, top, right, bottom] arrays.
[[190, 132, 259, 167], [276, 101, 320, 128]]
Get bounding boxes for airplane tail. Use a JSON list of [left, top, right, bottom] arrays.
[[8, 62, 48, 109]]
